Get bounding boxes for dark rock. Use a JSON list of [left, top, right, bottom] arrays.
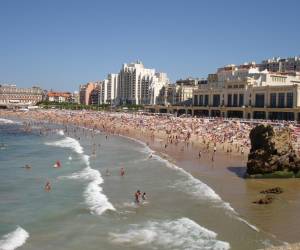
[[260, 187, 283, 194], [253, 195, 274, 204], [246, 124, 300, 176]]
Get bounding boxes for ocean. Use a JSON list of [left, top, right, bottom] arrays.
[[0, 117, 281, 250]]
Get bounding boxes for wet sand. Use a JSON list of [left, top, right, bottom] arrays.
[[1, 110, 300, 246]]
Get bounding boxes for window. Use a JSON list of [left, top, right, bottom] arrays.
[[270, 93, 276, 108], [194, 95, 198, 106], [278, 93, 285, 108], [204, 95, 209, 106], [227, 94, 232, 107], [239, 94, 244, 107], [255, 94, 265, 107], [286, 92, 293, 108], [199, 95, 203, 106], [213, 95, 220, 107], [233, 94, 238, 107]]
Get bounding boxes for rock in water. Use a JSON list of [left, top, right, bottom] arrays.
[[246, 124, 300, 177]]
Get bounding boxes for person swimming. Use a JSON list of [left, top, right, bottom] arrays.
[[54, 160, 61, 168], [44, 181, 51, 192], [21, 164, 32, 170]]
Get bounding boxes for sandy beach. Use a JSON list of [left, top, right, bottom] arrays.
[[1, 109, 300, 249]]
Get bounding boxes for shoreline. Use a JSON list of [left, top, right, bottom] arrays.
[[1, 110, 300, 249]]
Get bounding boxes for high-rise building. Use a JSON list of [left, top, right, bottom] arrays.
[[118, 61, 169, 105], [79, 82, 98, 105]]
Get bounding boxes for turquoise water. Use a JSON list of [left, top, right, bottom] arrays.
[[0, 118, 280, 250]]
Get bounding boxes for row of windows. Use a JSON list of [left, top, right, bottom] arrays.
[[228, 85, 244, 89], [271, 76, 286, 83]]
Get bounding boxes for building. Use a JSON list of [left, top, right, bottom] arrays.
[[118, 61, 169, 105], [174, 78, 199, 105], [98, 74, 119, 105], [192, 64, 300, 120], [90, 85, 101, 105], [259, 56, 300, 73], [0, 84, 43, 108], [47, 91, 72, 103], [70, 91, 80, 104], [157, 78, 199, 106], [79, 82, 98, 105], [107, 73, 118, 104]]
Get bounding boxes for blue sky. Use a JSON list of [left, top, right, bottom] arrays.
[[0, 0, 299, 91]]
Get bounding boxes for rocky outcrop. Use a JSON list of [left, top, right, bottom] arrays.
[[246, 124, 300, 177], [260, 187, 283, 194]]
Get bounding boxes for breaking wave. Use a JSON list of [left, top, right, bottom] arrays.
[[46, 135, 115, 215], [120, 135, 259, 232], [109, 217, 230, 250], [0, 227, 29, 250]]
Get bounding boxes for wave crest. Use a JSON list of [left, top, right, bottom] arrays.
[[0, 227, 29, 250]]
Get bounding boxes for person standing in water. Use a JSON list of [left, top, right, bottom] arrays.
[[135, 190, 141, 203], [120, 167, 125, 176], [44, 181, 51, 192], [142, 192, 147, 201]]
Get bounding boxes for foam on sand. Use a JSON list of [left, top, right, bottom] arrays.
[[109, 217, 230, 250], [0, 227, 29, 250]]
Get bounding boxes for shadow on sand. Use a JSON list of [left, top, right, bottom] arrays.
[[227, 166, 247, 178]]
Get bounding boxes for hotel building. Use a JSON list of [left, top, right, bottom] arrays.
[[118, 61, 169, 105], [0, 84, 43, 108], [192, 64, 300, 120]]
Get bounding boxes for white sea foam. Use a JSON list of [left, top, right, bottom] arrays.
[[0, 227, 29, 250], [45, 137, 84, 154], [109, 217, 230, 250], [48, 134, 115, 215], [57, 129, 65, 136], [64, 167, 115, 215], [118, 135, 260, 232], [0, 118, 18, 125]]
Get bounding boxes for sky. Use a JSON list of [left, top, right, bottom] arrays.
[[0, 0, 299, 91]]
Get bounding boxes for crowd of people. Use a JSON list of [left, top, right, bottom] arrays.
[[2, 109, 297, 157]]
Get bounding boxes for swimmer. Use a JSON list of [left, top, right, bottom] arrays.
[[53, 160, 61, 168], [22, 164, 32, 170], [105, 169, 111, 176], [44, 181, 51, 192], [142, 192, 147, 201]]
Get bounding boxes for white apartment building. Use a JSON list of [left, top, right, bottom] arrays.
[[118, 61, 169, 105], [98, 73, 119, 105]]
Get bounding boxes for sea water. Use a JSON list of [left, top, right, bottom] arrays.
[[0, 118, 280, 250]]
